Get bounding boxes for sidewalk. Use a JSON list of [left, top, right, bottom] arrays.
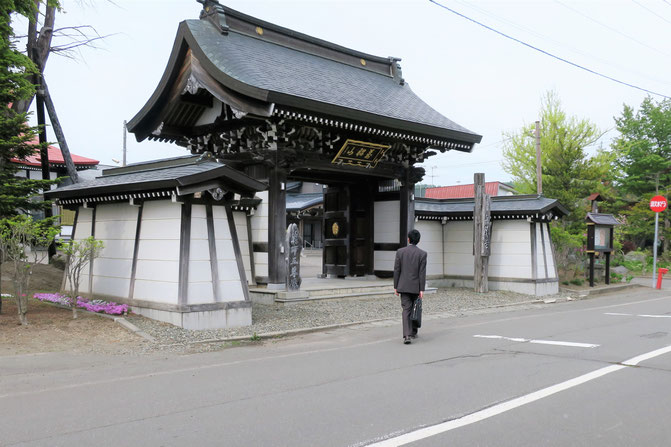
[[125, 286, 584, 351]]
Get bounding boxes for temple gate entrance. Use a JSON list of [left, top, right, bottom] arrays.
[[322, 181, 374, 277]]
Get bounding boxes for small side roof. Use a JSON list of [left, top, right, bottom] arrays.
[[286, 193, 323, 212], [416, 195, 568, 219], [45, 155, 266, 201], [585, 213, 621, 226]]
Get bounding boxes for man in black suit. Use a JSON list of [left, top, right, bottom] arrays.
[[394, 229, 427, 345]]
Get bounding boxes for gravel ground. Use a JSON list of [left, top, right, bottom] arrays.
[[125, 288, 573, 352]]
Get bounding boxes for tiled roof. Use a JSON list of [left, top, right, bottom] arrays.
[[186, 19, 479, 141], [12, 138, 99, 168], [425, 182, 504, 199], [416, 195, 568, 218], [286, 193, 323, 211], [45, 157, 266, 200], [585, 213, 621, 226]]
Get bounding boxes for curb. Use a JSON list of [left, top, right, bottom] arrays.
[[559, 282, 645, 297], [113, 317, 156, 343]]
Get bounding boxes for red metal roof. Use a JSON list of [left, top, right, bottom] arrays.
[[425, 182, 502, 199], [11, 137, 99, 168]]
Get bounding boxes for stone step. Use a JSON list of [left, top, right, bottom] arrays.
[[251, 286, 437, 304]]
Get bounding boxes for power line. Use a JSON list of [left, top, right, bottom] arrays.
[[554, 0, 671, 59], [631, 0, 671, 26], [453, 0, 671, 87], [428, 0, 670, 99]]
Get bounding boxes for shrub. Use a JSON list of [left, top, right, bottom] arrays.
[[570, 278, 584, 286]]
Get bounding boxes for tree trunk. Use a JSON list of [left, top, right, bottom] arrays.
[[12, 2, 56, 115], [15, 282, 27, 326], [43, 79, 79, 183], [71, 285, 78, 319]]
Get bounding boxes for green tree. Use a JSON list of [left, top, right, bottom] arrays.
[[60, 236, 104, 319], [0, 215, 58, 325], [502, 91, 609, 224], [613, 97, 671, 254], [0, 0, 56, 218]]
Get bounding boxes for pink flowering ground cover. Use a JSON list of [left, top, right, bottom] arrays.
[[34, 293, 128, 315]]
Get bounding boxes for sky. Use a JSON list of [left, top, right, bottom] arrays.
[[13, 0, 671, 187]]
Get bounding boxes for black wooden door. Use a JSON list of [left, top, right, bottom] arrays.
[[323, 185, 349, 277], [322, 182, 374, 277], [349, 182, 373, 276]]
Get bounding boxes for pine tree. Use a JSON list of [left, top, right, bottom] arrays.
[[0, 0, 56, 218]]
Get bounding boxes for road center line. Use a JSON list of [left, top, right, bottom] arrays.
[[363, 344, 671, 447], [474, 334, 599, 348], [605, 312, 671, 318]]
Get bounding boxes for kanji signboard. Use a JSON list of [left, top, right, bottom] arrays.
[[331, 139, 390, 169]]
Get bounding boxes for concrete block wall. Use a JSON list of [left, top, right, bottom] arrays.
[[373, 200, 399, 271], [90, 203, 139, 299], [133, 200, 181, 304], [212, 207, 245, 302], [415, 220, 443, 278], [233, 211, 252, 284], [444, 221, 475, 277], [251, 190, 269, 278], [489, 220, 533, 279], [188, 205, 214, 304]]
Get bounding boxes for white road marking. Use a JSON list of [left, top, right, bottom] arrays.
[[364, 344, 671, 447], [474, 334, 599, 348], [605, 312, 671, 319]]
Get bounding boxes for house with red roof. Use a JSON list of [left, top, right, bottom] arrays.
[[11, 137, 99, 183], [11, 138, 99, 236], [425, 181, 516, 199]]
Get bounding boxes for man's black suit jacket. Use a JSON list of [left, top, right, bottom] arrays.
[[393, 244, 427, 294]]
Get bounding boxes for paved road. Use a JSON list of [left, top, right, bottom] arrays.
[[2, 287, 671, 446]]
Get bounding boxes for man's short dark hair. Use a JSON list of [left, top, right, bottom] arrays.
[[408, 229, 421, 245]]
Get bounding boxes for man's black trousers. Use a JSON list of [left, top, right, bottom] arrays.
[[400, 293, 420, 338]]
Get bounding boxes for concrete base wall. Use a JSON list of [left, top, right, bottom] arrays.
[[427, 277, 559, 296], [132, 302, 252, 330]]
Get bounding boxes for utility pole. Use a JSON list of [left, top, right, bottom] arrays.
[[122, 120, 128, 167], [430, 165, 438, 186], [535, 120, 542, 195]]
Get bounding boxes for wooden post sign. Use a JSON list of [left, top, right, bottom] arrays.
[[473, 173, 492, 293], [585, 213, 620, 287], [286, 223, 302, 290]]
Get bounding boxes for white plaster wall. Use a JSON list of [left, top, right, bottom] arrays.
[[233, 211, 252, 283], [134, 200, 180, 304], [489, 220, 533, 279], [90, 203, 138, 299], [543, 223, 558, 278], [213, 206, 245, 302], [443, 221, 475, 277], [188, 205, 214, 304], [70, 207, 93, 294], [416, 220, 443, 277], [374, 250, 395, 272], [374, 200, 400, 244], [251, 191, 269, 277], [536, 223, 550, 279]]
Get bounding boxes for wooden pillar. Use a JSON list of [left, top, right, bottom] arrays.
[[589, 252, 595, 287], [268, 165, 287, 288], [473, 173, 491, 293], [605, 252, 611, 285]]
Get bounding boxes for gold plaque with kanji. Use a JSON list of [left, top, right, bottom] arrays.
[[331, 139, 390, 169]]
